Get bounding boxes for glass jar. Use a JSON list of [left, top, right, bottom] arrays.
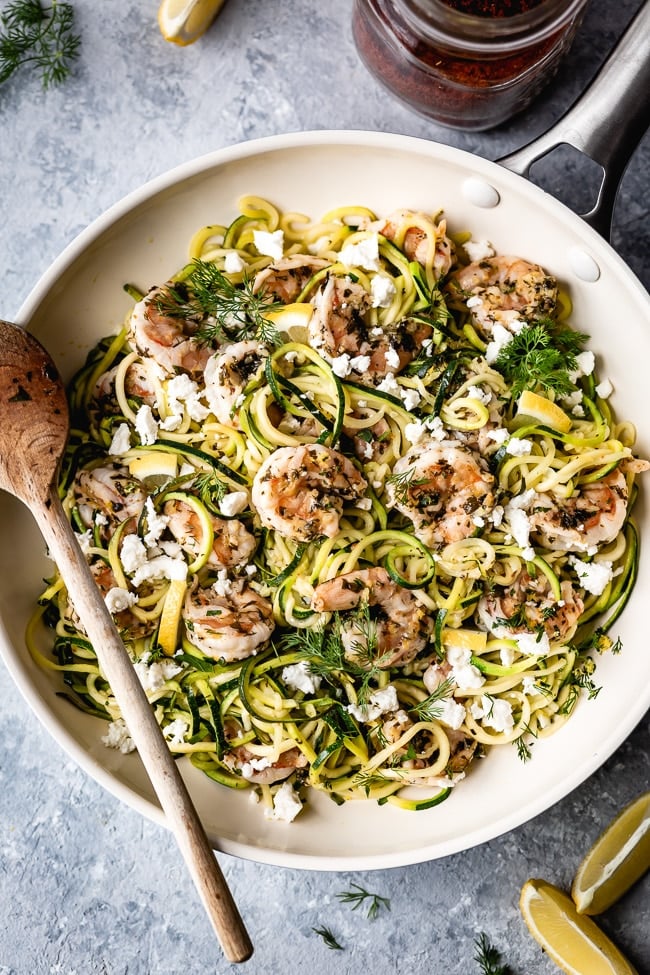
[[352, 0, 590, 130]]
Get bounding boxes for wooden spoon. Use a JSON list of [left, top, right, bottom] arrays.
[[0, 320, 253, 964]]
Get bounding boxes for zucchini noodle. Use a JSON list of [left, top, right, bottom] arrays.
[[29, 196, 649, 822]]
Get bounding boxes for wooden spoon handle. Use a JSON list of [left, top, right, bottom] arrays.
[[33, 484, 253, 963]]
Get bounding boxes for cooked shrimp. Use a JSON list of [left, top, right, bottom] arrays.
[[72, 464, 146, 541], [387, 441, 495, 546], [91, 358, 162, 419], [163, 498, 256, 569], [445, 255, 557, 336], [477, 569, 584, 645], [253, 254, 329, 303], [203, 340, 269, 426], [68, 558, 149, 637], [311, 566, 434, 668], [528, 469, 628, 554], [222, 733, 307, 785], [251, 443, 367, 542], [309, 274, 432, 380], [377, 209, 456, 280], [129, 285, 211, 377], [182, 578, 274, 661]]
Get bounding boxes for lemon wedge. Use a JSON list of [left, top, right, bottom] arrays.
[[158, 577, 187, 655], [265, 302, 313, 344], [128, 452, 178, 481], [571, 791, 650, 915], [515, 389, 572, 433], [520, 879, 638, 975], [442, 627, 487, 655], [158, 0, 226, 46]]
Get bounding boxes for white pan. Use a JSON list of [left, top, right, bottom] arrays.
[[1, 4, 648, 870]]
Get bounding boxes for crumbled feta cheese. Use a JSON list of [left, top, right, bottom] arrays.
[[108, 422, 132, 456], [400, 387, 421, 411], [370, 274, 396, 308], [143, 496, 169, 547], [120, 535, 149, 574], [466, 295, 484, 310], [347, 684, 399, 722], [596, 378, 613, 399], [506, 437, 533, 457], [405, 419, 427, 444], [105, 587, 138, 615], [478, 696, 514, 734], [330, 353, 352, 378], [253, 229, 284, 260], [466, 384, 492, 405], [163, 718, 189, 745], [562, 390, 583, 409], [356, 496, 373, 510], [101, 718, 136, 754], [134, 653, 183, 694], [131, 554, 188, 587], [281, 661, 321, 695], [385, 345, 401, 370], [472, 514, 485, 528], [464, 239, 496, 262], [241, 757, 272, 779], [436, 698, 467, 730], [224, 251, 246, 274], [490, 505, 504, 528], [500, 646, 515, 667], [76, 529, 94, 555], [522, 676, 539, 696], [212, 569, 233, 597], [486, 427, 509, 445], [220, 491, 249, 517], [505, 504, 532, 552], [135, 404, 159, 446], [513, 631, 550, 657], [339, 234, 381, 271], [575, 350, 595, 376], [376, 373, 400, 397], [350, 354, 371, 373], [166, 374, 209, 423], [446, 646, 485, 690], [485, 324, 514, 364], [264, 781, 303, 823], [570, 556, 614, 596]]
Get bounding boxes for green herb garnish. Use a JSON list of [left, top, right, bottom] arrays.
[[336, 882, 390, 919], [411, 675, 455, 722], [0, 0, 80, 88], [493, 319, 588, 397], [154, 259, 279, 346], [312, 926, 343, 950], [474, 933, 512, 975]]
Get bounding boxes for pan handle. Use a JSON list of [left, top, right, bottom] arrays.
[[499, 0, 650, 240]]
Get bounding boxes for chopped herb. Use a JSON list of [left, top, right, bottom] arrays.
[[474, 933, 512, 975], [493, 319, 588, 397], [385, 465, 427, 505], [0, 0, 80, 89], [192, 471, 229, 513], [336, 882, 391, 919], [411, 676, 455, 721], [154, 259, 280, 346], [312, 926, 343, 950]]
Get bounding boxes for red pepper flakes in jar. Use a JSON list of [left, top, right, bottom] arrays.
[[352, 0, 590, 130]]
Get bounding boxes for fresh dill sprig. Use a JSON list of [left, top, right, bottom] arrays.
[[493, 319, 588, 397], [411, 675, 455, 721], [385, 465, 427, 505], [192, 471, 229, 514], [312, 926, 343, 950], [336, 882, 391, 920], [154, 259, 280, 346], [474, 933, 512, 975], [0, 0, 80, 88]]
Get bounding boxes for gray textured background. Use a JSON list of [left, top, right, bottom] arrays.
[[0, 1, 648, 972]]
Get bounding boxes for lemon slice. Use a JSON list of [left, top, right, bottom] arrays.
[[515, 389, 572, 433], [128, 452, 178, 481], [158, 577, 187, 655], [571, 791, 650, 915], [265, 302, 313, 343], [520, 879, 638, 975], [158, 0, 226, 46], [442, 627, 487, 655]]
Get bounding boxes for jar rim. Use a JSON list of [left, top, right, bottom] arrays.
[[398, 0, 590, 51]]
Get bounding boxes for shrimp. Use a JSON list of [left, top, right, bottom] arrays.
[[182, 578, 274, 661], [203, 340, 269, 426], [91, 358, 163, 421], [128, 285, 211, 377], [377, 209, 456, 281], [72, 464, 146, 541], [387, 440, 495, 547], [251, 443, 367, 542], [253, 254, 329, 304], [308, 274, 433, 380], [222, 728, 308, 785], [445, 255, 557, 336], [528, 469, 628, 554], [311, 566, 434, 668], [163, 498, 256, 569], [477, 569, 584, 645], [67, 558, 150, 638]]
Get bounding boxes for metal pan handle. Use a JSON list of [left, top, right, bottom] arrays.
[[499, 0, 650, 240]]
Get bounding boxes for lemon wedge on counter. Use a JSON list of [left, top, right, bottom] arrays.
[[158, 0, 227, 46], [571, 791, 650, 915], [515, 389, 572, 433], [520, 879, 638, 975]]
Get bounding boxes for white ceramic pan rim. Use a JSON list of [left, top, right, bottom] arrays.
[[1, 123, 649, 870]]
